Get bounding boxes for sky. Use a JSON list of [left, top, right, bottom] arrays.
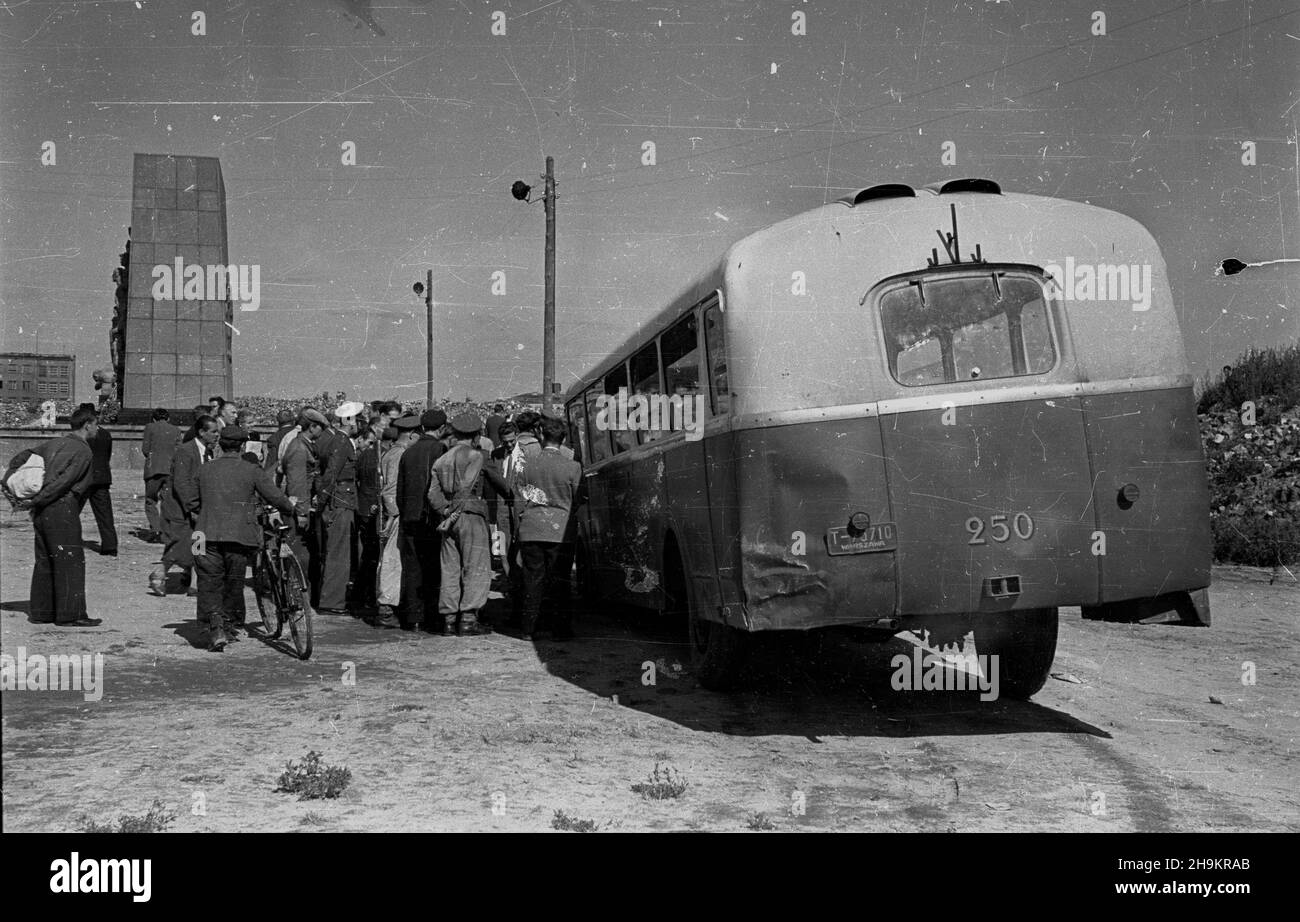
[[2, 0, 1297, 402]]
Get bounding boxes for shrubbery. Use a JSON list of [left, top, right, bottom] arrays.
[[1198, 345, 1300, 567]]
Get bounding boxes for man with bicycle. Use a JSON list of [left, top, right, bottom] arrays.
[[194, 426, 299, 652]]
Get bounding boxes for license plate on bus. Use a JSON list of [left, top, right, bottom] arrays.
[[826, 523, 897, 555]]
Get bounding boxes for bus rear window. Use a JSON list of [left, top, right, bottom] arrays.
[[881, 274, 1056, 386]]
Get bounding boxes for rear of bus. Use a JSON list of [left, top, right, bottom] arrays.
[[711, 182, 1211, 695]]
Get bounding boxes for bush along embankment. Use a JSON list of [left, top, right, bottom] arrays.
[[1197, 345, 1300, 568]]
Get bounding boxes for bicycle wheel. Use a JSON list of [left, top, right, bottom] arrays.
[[253, 550, 282, 638], [282, 552, 314, 660]]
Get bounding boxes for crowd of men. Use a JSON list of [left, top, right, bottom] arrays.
[[7, 397, 585, 653]]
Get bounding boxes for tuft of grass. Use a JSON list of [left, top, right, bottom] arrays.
[[551, 809, 600, 832], [746, 811, 777, 831], [631, 762, 688, 800], [299, 812, 329, 827], [275, 750, 352, 801], [79, 799, 177, 833]]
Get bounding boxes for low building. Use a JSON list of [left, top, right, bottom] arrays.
[[0, 352, 76, 402]]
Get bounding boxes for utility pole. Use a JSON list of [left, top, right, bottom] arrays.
[[425, 267, 434, 407], [543, 155, 556, 414]]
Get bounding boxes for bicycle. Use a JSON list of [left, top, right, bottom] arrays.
[[252, 506, 314, 659]]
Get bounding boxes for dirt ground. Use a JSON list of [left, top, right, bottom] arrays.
[[3, 473, 1298, 832]]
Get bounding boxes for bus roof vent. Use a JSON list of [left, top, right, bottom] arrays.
[[837, 183, 916, 207], [928, 177, 1002, 195]]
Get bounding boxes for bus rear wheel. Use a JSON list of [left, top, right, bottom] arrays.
[[969, 607, 1058, 701], [663, 540, 750, 690]]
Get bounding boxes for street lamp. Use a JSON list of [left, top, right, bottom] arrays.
[[511, 156, 557, 413], [413, 269, 433, 406]]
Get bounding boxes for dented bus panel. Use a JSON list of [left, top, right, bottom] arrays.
[[565, 179, 1212, 696]]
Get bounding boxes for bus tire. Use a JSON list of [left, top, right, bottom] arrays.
[[664, 540, 750, 690], [970, 607, 1058, 701]]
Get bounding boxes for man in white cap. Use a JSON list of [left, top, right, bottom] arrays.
[[316, 400, 365, 613]]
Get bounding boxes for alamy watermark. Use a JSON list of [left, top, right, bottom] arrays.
[[0, 647, 104, 701], [891, 646, 1000, 701], [1042, 258, 1152, 311], [593, 387, 706, 442], [151, 258, 261, 311]]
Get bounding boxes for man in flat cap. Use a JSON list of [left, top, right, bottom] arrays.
[[427, 412, 511, 635], [395, 408, 447, 630], [195, 426, 300, 651]]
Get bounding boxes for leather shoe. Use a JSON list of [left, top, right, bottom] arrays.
[[207, 634, 227, 652], [457, 622, 493, 636], [374, 614, 401, 630], [62, 618, 103, 627]]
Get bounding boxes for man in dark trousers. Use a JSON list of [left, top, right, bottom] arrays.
[[515, 416, 583, 640], [194, 426, 298, 651], [352, 423, 383, 614], [9, 405, 101, 626], [395, 408, 446, 630], [141, 407, 181, 542], [77, 403, 118, 556], [151, 415, 220, 596], [317, 409, 366, 613]]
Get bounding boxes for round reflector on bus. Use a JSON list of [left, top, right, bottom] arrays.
[[848, 512, 871, 534], [1118, 483, 1141, 508]]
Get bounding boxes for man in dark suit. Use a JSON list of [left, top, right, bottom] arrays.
[[317, 408, 366, 613], [141, 407, 181, 542], [6, 406, 100, 625], [151, 415, 220, 596], [395, 408, 446, 629], [194, 426, 298, 651], [515, 416, 583, 640], [77, 403, 118, 556], [485, 404, 508, 446]]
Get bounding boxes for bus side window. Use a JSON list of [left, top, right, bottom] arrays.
[[604, 362, 636, 455], [567, 398, 590, 464], [660, 312, 701, 430], [584, 387, 611, 463], [629, 341, 663, 444], [703, 302, 729, 415]]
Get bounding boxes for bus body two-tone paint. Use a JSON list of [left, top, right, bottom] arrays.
[[564, 180, 1211, 650]]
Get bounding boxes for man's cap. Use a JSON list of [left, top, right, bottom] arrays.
[[276, 409, 296, 425], [420, 409, 447, 430], [220, 425, 247, 442], [382, 425, 399, 441], [335, 400, 365, 419], [451, 412, 483, 436], [394, 414, 421, 430], [301, 409, 328, 427]]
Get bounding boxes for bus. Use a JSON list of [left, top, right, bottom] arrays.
[[562, 178, 1212, 699]]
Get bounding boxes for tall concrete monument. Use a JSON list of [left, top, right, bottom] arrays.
[[121, 153, 234, 410]]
